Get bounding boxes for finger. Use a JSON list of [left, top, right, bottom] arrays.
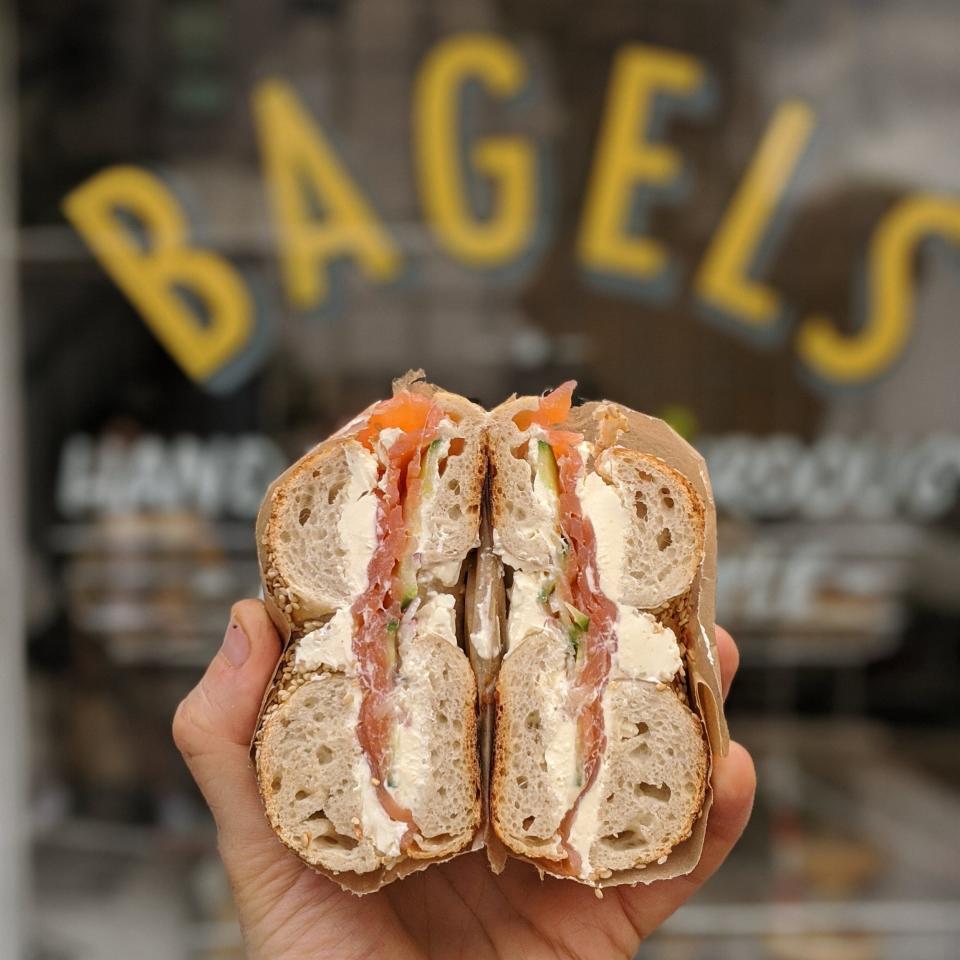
[[174, 599, 281, 750], [616, 741, 756, 937], [682, 740, 756, 882], [173, 600, 288, 875], [172, 600, 279, 807], [173, 602, 390, 952], [715, 625, 740, 701]]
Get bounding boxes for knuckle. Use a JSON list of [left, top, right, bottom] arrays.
[[172, 694, 201, 755]]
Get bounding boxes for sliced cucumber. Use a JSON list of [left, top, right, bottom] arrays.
[[399, 585, 418, 611], [537, 579, 556, 604], [563, 602, 590, 632], [394, 438, 443, 609], [384, 636, 398, 674], [564, 600, 589, 657], [536, 440, 560, 495], [395, 550, 418, 610], [420, 437, 444, 500], [386, 727, 400, 788]]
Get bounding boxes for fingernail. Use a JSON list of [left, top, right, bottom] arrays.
[[220, 618, 250, 667]]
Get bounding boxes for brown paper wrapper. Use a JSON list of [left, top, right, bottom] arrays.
[[480, 397, 728, 887], [464, 484, 511, 863]]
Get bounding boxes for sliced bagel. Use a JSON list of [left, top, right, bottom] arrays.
[[253, 375, 486, 892], [488, 386, 715, 885]]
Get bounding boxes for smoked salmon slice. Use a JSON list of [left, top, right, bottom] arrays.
[[513, 381, 619, 876], [352, 391, 444, 845]]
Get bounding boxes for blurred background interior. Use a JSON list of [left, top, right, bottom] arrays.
[[4, 0, 960, 957]]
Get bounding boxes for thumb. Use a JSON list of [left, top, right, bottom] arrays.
[[616, 740, 757, 937], [173, 599, 290, 880]]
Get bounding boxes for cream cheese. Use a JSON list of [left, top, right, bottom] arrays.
[[376, 427, 405, 460], [505, 570, 552, 654], [532, 467, 557, 513], [492, 528, 526, 571], [565, 760, 605, 879], [527, 426, 560, 514], [416, 592, 457, 645], [419, 418, 457, 494], [469, 581, 500, 659], [576, 462, 629, 601], [387, 680, 434, 812], [564, 696, 614, 878], [542, 676, 580, 811], [355, 752, 406, 857], [387, 721, 432, 812], [435, 417, 458, 439], [295, 609, 355, 672], [613, 606, 682, 683], [700, 622, 716, 666], [337, 442, 380, 597], [340, 687, 406, 857], [421, 558, 463, 587]]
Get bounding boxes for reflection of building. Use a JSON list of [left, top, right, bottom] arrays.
[[17, 0, 960, 955]]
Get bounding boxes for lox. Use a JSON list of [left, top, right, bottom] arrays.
[[253, 372, 728, 893]]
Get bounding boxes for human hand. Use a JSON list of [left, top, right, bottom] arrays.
[[174, 599, 755, 960]]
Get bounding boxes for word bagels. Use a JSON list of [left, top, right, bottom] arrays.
[[64, 35, 960, 393]]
